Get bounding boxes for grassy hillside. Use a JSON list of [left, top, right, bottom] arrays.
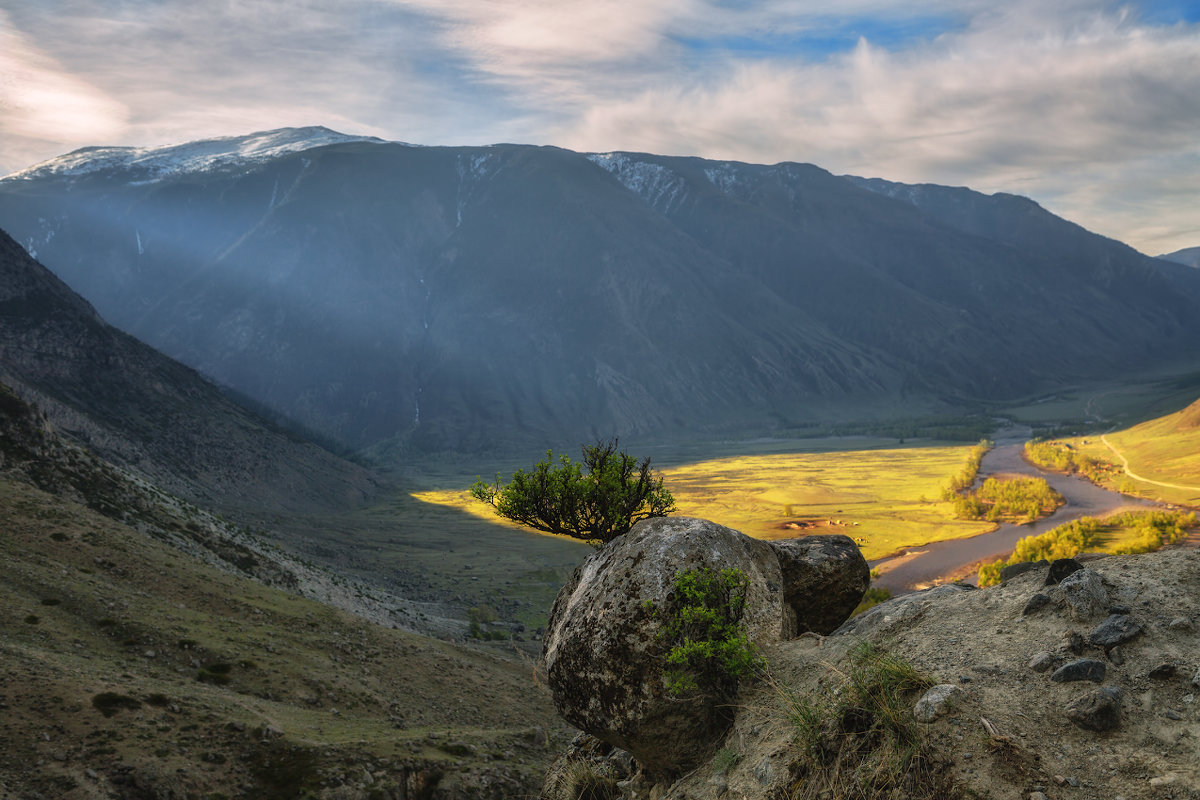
[[0, 475, 564, 798], [1026, 395, 1200, 507]]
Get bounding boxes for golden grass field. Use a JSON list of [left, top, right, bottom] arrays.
[[414, 443, 996, 561]]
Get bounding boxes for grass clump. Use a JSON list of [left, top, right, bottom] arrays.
[[651, 567, 765, 697], [711, 746, 741, 775], [555, 760, 620, 800], [92, 692, 143, 718], [778, 641, 960, 800]]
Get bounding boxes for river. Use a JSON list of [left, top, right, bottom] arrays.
[[869, 424, 1165, 593]]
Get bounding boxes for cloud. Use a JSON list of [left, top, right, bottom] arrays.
[[0, 0, 1196, 252], [0, 10, 129, 169], [541, 2, 1200, 252]]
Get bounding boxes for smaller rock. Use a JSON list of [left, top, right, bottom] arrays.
[[1050, 659, 1106, 683], [1166, 710, 1183, 721], [1023, 593, 1051, 616], [1108, 646, 1124, 666], [914, 684, 961, 723], [1148, 663, 1177, 680], [1193, 667, 1200, 688], [1150, 774, 1178, 787], [85, 768, 98, 780], [1108, 604, 1131, 615], [1064, 687, 1122, 731], [753, 755, 772, 785], [1060, 630, 1086, 655], [1000, 561, 1038, 582], [1167, 616, 1193, 632], [1058, 569, 1108, 620], [1030, 792, 1048, 800], [1028, 652, 1056, 673], [1066, 776, 1079, 787], [1088, 614, 1141, 648], [1045, 558, 1083, 585]]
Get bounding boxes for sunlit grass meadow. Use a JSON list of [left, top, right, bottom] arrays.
[[414, 444, 995, 561]]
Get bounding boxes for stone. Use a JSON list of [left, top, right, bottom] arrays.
[[1192, 667, 1200, 688], [1000, 561, 1038, 582], [1022, 593, 1051, 616], [1165, 710, 1183, 721], [1045, 558, 1083, 586], [1060, 630, 1086, 656], [1167, 616, 1193, 632], [1050, 658, 1106, 683], [914, 684, 962, 723], [541, 516, 867, 776], [1028, 652, 1056, 673], [1030, 793, 1048, 800], [1148, 663, 1177, 680], [1057, 569, 1108, 620], [1064, 687, 1122, 731], [771, 535, 871, 634], [1108, 646, 1124, 666], [1088, 615, 1142, 648], [753, 755, 773, 785]]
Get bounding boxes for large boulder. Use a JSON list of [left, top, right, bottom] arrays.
[[773, 535, 870, 634], [541, 516, 868, 776]]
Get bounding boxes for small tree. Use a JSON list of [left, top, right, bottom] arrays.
[[470, 440, 675, 544]]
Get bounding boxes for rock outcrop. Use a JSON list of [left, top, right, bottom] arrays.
[[545, 546, 1200, 800], [541, 516, 868, 776]]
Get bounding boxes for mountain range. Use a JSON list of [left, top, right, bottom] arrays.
[[2, 126, 1198, 457]]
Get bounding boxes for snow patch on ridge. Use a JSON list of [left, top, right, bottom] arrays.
[[5, 127, 389, 182], [587, 153, 689, 213]]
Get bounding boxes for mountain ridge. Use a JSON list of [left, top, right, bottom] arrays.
[[2, 129, 1198, 457]]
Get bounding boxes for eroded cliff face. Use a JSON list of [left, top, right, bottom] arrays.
[[544, 546, 1200, 800]]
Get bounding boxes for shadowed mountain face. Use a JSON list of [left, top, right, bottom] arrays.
[[2, 128, 1198, 456], [0, 228, 382, 511]]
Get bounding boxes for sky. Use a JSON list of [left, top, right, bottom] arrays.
[[1, 0, 1199, 255]]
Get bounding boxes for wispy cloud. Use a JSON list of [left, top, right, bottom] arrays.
[[0, 0, 1197, 253]]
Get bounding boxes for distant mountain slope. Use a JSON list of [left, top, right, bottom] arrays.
[[2, 128, 1198, 456], [0, 227, 382, 511], [1158, 245, 1200, 268]]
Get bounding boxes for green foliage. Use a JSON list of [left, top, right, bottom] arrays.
[[948, 473, 1064, 523], [651, 567, 765, 697], [978, 510, 1197, 586], [1024, 440, 1116, 482], [778, 642, 954, 800], [471, 439, 675, 544], [940, 439, 992, 499]]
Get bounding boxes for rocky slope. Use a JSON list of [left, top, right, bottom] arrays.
[[543, 548, 1200, 799], [0, 226, 383, 513], [4, 129, 1200, 456]]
